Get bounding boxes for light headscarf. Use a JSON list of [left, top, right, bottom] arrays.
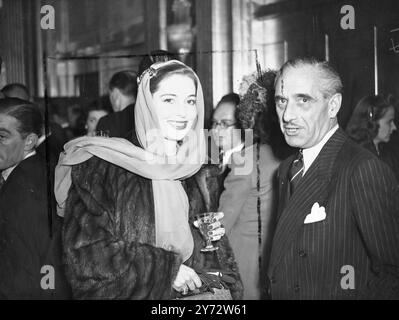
[[54, 60, 206, 261]]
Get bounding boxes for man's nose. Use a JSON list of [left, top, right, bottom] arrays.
[[392, 122, 397, 132], [282, 101, 296, 123]]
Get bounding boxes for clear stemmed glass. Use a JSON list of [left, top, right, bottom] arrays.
[[195, 212, 219, 252]]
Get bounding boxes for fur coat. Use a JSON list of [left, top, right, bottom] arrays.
[[62, 157, 243, 300]]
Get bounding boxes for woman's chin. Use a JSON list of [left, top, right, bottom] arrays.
[[164, 130, 189, 142]]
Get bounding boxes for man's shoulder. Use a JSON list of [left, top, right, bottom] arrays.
[[97, 111, 118, 127], [1, 155, 47, 202], [97, 105, 134, 136], [10, 155, 46, 183], [338, 138, 382, 170]]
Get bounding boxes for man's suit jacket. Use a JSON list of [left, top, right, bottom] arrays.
[[268, 128, 399, 299], [96, 103, 135, 138], [0, 155, 71, 299]]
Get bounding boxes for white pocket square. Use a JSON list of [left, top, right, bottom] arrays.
[[304, 202, 326, 224]]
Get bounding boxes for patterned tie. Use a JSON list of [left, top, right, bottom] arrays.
[[289, 149, 304, 195]]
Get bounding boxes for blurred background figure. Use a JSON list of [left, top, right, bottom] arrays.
[[96, 70, 137, 138], [51, 102, 76, 141], [1, 83, 31, 101], [84, 100, 110, 136], [346, 94, 398, 178], [214, 71, 290, 300], [210, 93, 243, 199], [211, 93, 242, 163]]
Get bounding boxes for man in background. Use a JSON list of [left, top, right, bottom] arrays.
[[96, 71, 137, 138], [0, 98, 70, 298]]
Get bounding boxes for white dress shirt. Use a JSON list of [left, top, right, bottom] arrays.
[[302, 124, 339, 175]]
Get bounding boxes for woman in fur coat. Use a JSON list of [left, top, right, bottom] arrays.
[[54, 60, 243, 300]]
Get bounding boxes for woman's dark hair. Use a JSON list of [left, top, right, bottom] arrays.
[[149, 62, 198, 94], [137, 50, 176, 79], [346, 94, 395, 146], [0, 97, 43, 137], [215, 93, 243, 140], [236, 70, 292, 159], [218, 93, 240, 108]]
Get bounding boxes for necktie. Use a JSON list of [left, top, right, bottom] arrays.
[[289, 150, 303, 195], [0, 173, 5, 191]]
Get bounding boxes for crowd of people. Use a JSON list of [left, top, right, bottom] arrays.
[[0, 52, 398, 299]]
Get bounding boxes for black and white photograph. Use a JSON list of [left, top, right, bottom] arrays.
[[0, 0, 399, 309]]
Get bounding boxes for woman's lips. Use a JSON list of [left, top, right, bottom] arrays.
[[167, 120, 188, 130]]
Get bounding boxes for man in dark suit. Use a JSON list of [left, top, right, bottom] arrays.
[[268, 57, 399, 299], [0, 98, 70, 299], [96, 71, 137, 138]]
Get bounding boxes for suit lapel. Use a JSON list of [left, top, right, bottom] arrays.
[[269, 129, 348, 274]]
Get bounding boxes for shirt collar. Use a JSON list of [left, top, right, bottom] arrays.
[[1, 151, 36, 181], [302, 124, 339, 174], [36, 135, 46, 147], [222, 142, 244, 166]]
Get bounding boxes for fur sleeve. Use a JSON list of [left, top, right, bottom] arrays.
[[184, 165, 244, 300], [62, 157, 182, 299]]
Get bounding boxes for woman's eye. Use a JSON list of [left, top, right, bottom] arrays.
[[301, 98, 308, 103], [163, 98, 174, 104], [187, 99, 197, 106]]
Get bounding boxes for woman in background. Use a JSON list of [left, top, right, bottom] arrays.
[[84, 101, 110, 136], [346, 94, 397, 177], [217, 70, 290, 299]]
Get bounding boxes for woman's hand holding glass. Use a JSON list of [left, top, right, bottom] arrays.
[[194, 211, 225, 241]]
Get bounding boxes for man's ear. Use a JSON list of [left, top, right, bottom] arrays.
[[328, 93, 342, 118], [24, 133, 39, 152]]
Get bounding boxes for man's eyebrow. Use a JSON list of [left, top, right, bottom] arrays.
[[274, 94, 286, 100], [294, 93, 317, 101]]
